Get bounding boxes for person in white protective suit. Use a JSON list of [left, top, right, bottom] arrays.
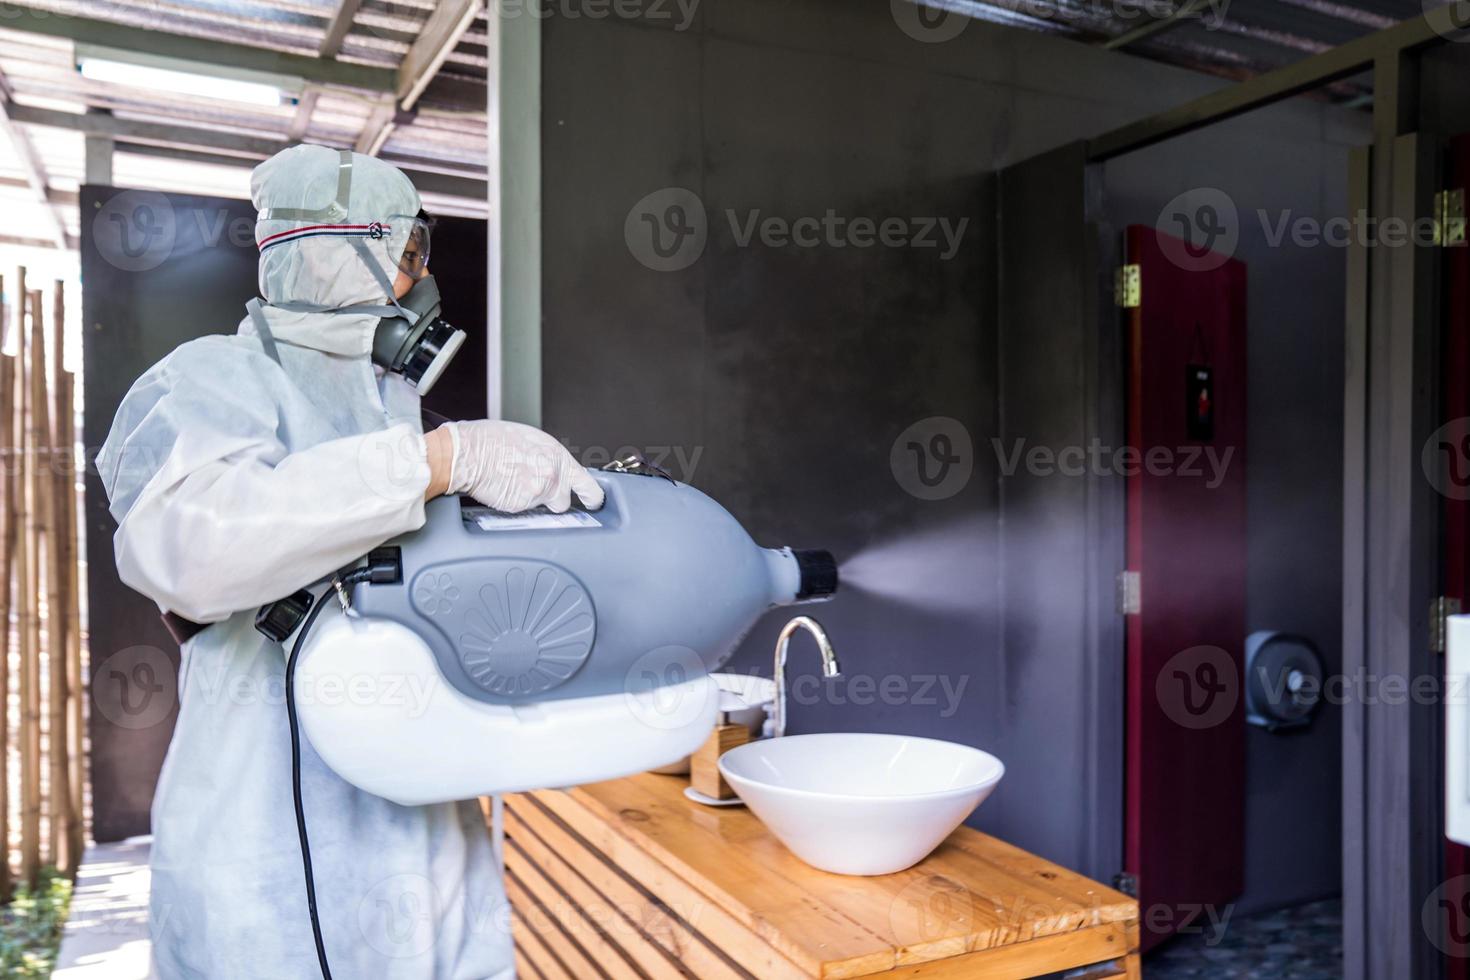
[[97, 143, 603, 978]]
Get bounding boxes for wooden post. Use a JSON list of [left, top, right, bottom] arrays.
[[25, 288, 51, 882], [48, 284, 66, 682], [16, 281, 38, 890], [44, 282, 70, 874], [0, 279, 14, 900], [53, 280, 82, 867], [61, 371, 82, 866]]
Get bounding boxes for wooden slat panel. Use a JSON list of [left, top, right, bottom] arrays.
[[523, 789, 812, 980], [534, 777, 1137, 978], [869, 921, 1134, 978], [508, 876, 603, 979], [915, 836, 1136, 953], [508, 800, 688, 960], [500, 770, 1138, 979], [506, 800, 745, 980], [531, 786, 895, 977], [887, 846, 1109, 957], [514, 949, 540, 980], [509, 840, 644, 980], [505, 809, 686, 980], [510, 902, 575, 980]]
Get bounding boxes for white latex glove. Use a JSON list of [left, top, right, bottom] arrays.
[[440, 420, 605, 513]]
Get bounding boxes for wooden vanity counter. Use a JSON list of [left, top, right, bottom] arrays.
[[498, 773, 1139, 979]]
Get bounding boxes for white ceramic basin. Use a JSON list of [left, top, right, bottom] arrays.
[[718, 732, 1004, 876]]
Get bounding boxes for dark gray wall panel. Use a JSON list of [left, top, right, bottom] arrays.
[[539, 0, 1368, 895], [539, 3, 1008, 850], [1421, 43, 1470, 137], [996, 142, 1122, 880], [538, 20, 706, 461], [81, 188, 261, 843]]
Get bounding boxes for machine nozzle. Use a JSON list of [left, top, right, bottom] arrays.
[[793, 549, 838, 602]]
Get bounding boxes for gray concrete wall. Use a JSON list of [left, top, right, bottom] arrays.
[[538, 0, 1367, 912]]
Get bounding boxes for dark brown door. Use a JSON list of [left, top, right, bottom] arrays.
[[1123, 224, 1248, 951]]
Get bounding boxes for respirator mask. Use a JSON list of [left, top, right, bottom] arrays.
[[254, 149, 467, 395], [372, 275, 466, 396], [369, 219, 467, 396]]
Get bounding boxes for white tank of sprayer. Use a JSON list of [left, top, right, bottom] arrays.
[[294, 460, 837, 805]]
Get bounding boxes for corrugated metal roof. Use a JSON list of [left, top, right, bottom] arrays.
[[0, 0, 1444, 249], [928, 0, 1428, 87], [0, 0, 490, 246]]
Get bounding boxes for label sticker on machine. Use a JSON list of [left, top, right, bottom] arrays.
[[463, 506, 603, 531]]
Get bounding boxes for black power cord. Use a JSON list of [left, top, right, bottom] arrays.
[[279, 553, 402, 980], [286, 584, 342, 980]]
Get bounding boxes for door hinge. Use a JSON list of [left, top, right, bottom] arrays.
[[1432, 596, 1463, 653], [1115, 264, 1141, 308], [1434, 188, 1466, 247], [1113, 872, 1138, 897], [1117, 571, 1141, 616]]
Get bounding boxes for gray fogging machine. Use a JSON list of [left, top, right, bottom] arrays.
[[288, 459, 838, 806]]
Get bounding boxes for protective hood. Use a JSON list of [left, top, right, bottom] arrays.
[[251, 144, 421, 312]]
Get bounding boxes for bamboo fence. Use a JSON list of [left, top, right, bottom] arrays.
[[0, 268, 85, 894]]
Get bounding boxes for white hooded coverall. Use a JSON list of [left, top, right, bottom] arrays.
[[97, 144, 514, 979]]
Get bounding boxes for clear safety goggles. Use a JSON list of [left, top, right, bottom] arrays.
[[397, 215, 431, 280]]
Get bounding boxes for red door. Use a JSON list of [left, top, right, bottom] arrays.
[[1123, 225, 1248, 951], [1443, 133, 1470, 979]]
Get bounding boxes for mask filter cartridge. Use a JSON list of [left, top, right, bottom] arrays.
[[372, 274, 467, 395]]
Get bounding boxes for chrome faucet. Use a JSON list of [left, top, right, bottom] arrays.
[[772, 616, 841, 738]]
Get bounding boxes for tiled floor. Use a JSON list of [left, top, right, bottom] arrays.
[[1144, 897, 1342, 979]]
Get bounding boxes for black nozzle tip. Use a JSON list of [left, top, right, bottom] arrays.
[[794, 549, 838, 601]]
